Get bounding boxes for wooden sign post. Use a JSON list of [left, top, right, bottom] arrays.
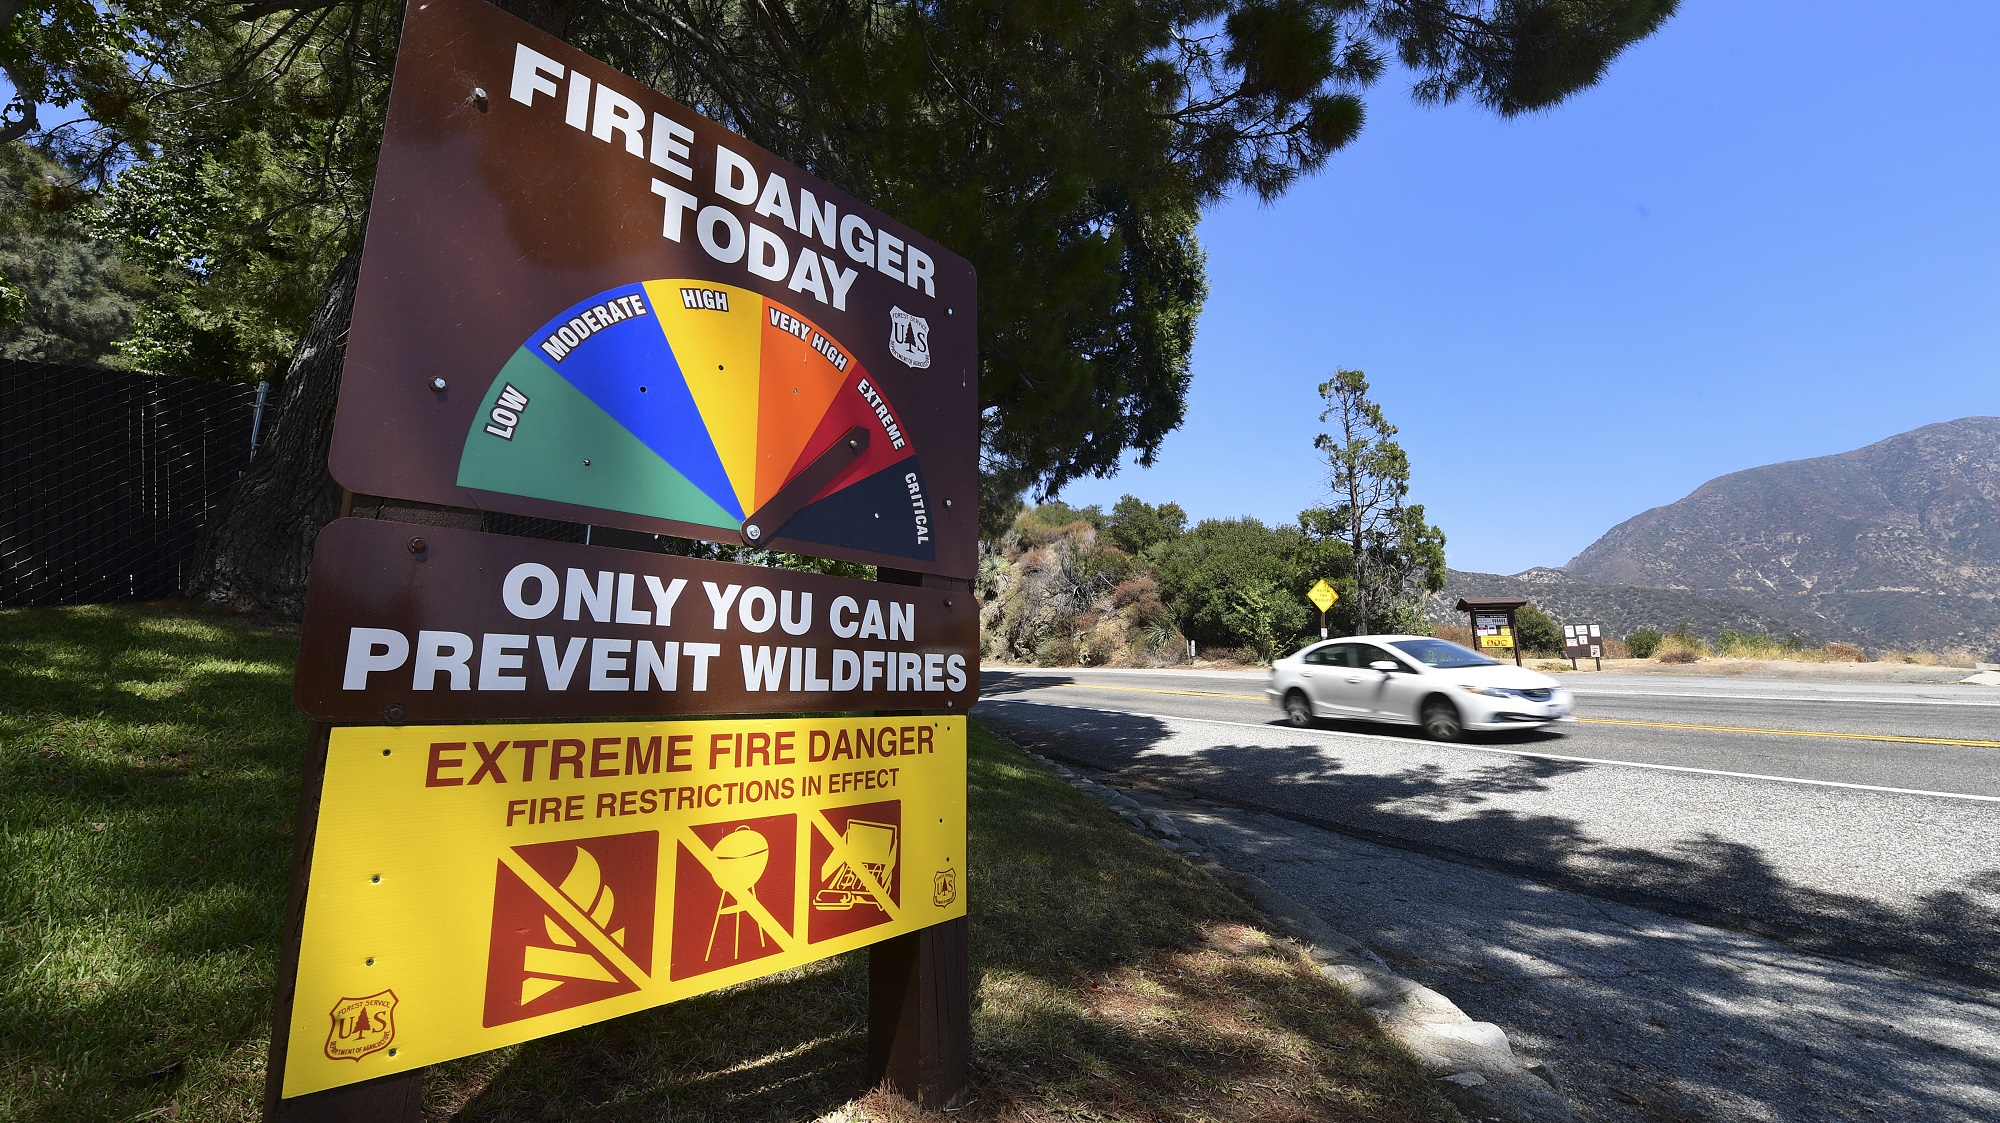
[[264, 0, 978, 1115]]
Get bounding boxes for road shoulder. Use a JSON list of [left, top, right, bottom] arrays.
[[1010, 739, 1578, 1123]]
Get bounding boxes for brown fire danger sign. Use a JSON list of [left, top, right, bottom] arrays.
[[281, 716, 965, 1097], [328, 0, 978, 578], [294, 518, 978, 723]]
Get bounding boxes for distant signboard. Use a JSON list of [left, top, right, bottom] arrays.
[[281, 716, 967, 1097], [1563, 624, 1603, 660], [1474, 613, 1515, 650], [326, 0, 978, 578]]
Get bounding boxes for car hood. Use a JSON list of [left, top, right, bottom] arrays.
[[1435, 663, 1562, 690]]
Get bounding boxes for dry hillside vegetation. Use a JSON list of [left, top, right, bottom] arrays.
[[980, 520, 1187, 667]]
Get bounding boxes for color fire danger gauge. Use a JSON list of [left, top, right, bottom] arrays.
[[462, 279, 940, 563]]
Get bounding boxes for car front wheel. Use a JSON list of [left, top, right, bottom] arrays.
[[1421, 697, 1464, 742], [1283, 691, 1315, 728]]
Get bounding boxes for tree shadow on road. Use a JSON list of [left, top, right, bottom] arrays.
[[973, 697, 2000, 1122]]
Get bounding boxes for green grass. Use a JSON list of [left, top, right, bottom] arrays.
[[1, 603, 1455, 1123], [0, 604, 306, 1121]]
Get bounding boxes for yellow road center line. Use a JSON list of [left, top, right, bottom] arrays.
[[1039, 681, 1267, 701], [1013, 680, 2000, 749]]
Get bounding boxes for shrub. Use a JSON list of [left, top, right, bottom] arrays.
[[1716, 630, 1791, 660], [1034, 635, 1082, 667], [1534, 660, 1572, 673], [1625, 629, 1664, 659], [1514, 605, 1565, 656], [1881, 647, 1981, 666], [1104, 495, 1187, 556], [1435, 624, 1473, 648], [1601, 638, 1631, 659], [1820, 642, 1867, 662], [1148, 517, 1328, 650], [1653, 631, 1709, 663]]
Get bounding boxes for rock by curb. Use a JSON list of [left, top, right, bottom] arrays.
[[1020, 746, 1578, 1123]]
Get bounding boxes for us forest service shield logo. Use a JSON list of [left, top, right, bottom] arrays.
[[888, 306, 930, 368], [325, 990, 398, 1062], [932, 866, 958, 908]]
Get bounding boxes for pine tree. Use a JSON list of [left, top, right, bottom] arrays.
[[1310, 370, 1446, 633]]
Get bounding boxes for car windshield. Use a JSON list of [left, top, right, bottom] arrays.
[[1390, 638, 1499, 669]]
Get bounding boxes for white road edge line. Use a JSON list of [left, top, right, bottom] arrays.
[[1571, 688, 2000, 709], [978, 696, 2000, 805]]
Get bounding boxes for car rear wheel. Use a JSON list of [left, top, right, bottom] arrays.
[[1283, 690, 1315, 728], [1421, 697, 1464, 742]]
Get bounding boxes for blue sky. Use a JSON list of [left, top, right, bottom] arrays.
[[1057, 1, 2000, 575]]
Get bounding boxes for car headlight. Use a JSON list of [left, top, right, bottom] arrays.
[[1461, 685, 1521, 698]]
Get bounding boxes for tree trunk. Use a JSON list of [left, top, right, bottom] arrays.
[[182, 248, 360, 619], [184, 3, 580, 620]]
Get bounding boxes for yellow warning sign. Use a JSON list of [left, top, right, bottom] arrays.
[[1306, 579, 1338, 613], [281, 716, 966, 1098]]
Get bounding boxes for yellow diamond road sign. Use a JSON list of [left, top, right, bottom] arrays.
[[1307, 580, 1338, 612]]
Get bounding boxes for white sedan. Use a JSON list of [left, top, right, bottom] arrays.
[[1266, 634, 1575, 741]]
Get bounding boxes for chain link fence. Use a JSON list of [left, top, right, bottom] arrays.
[[1, 361, 258, 607]]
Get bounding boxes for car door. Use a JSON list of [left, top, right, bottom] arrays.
[[1295, 642, 1352, 715], [1350, 642, 1424, 723], [1308, 643, 1380, 717]]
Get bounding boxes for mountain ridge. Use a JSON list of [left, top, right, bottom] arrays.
[[1427, 568, 1862, 647], [1560, 417, 2000, 655]]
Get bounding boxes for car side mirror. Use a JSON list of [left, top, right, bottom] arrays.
[[1369, 660, 1399, 673]]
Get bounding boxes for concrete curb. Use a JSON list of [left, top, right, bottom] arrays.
[[1022, 747, 1577, 1123]]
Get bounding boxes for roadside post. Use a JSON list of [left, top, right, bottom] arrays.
[[1456, 597, 1526, 667], [1563, 624, 1604, 671], [1307, 579, 1339, 638], [263, 1, 978, 1117]]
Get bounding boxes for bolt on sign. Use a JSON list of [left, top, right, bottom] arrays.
[[280, 716, 966, 1098], [327, 0, 978, 578], [294, 519, 979, 724], [1475, 613, 1516, 650]]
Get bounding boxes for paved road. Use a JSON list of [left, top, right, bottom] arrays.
[[975, 667, 2000, 1122]]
